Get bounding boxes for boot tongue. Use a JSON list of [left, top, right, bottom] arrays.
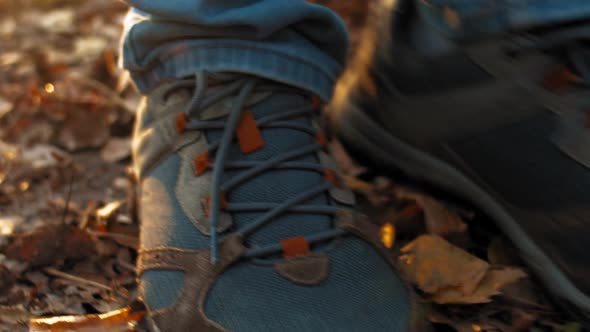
[[204, 92, 331, 247]]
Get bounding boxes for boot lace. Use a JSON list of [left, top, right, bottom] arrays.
[[165, 71, 346, 264]]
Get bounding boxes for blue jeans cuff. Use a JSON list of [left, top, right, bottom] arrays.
[[123, 41, 342, 101]]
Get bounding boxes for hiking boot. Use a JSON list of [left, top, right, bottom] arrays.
[[331, 0, 590, 319], [132, 72, 415, 331]]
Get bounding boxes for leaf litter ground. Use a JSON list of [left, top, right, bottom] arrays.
[[0, 1, 584, 331]]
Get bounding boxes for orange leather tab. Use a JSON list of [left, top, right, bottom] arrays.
[[202, 192, 228, 218], [236, 111, 264, 154], [176, 113, 189, 134], [543, 65, 578, 92], [324, 169, 340, 187], [281, 237, 311, 257], [194, 152, 210, 176], [312, 95, 323, 109], [315, 133, 327, 146]]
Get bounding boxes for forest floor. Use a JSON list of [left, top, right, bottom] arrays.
[[0, 1, 583, 331]]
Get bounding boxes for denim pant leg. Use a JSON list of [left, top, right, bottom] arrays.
[[418, 0, 590, 40], [120, 1, 349, 101]]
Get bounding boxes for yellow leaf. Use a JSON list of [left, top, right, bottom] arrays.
[[399, 235, 489, 295], [432, 267, 527, 304]]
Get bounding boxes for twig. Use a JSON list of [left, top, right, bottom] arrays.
[[43, 267, 113, 292], [65, 73, 135, 113], [116, 259, 136, 274]]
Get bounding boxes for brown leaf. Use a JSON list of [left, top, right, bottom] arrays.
[[432, 267, 527, 304], [58, 107, 110, 152], [100, 138, 130, 163], [0, 96, 13, 119], [0, 304, 32, 325], [6, 224, 95, 267], [395, 188, 467, 236], [0, 265, 15, 295], [399, 235, 489, 295]]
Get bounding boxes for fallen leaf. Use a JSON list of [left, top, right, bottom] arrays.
[[29, 305, 146, 332], [21, 145, 70, 169], [0, 96, 13, 119], [399, 235, 489, 295], [100, 138, 131, 163], [0, 304, 32, 325], [95, 239, 119, 257], [74, 37, 108, 62], [432, 267, 527, 304], [0, 264, 15, 295], [328, 140, 366, 177], [42, 293, 86, 316], [0, 216, 22, 236], [6, 224, 95, 267], [38, 9, 75, 33], [395, 188, 467, 236], [24, 271, 49, 294], [501, 278, 550, 310], [0, 141, 20, 161], [59, 108, 110, 152]]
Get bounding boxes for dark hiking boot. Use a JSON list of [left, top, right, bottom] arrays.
[[331, 0, 590, 319]]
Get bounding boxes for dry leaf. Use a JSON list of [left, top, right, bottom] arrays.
[[0, 96, 13, 119], [59, 108, 110, 152], [0, 304, 32, 325], [74, 37, 108, 62], [395, 188, 467, 236], [399, 235, 489, 295], [100, 138, 131, 163], [0, 216, 22, 237], [38, 9, 75, 33], [6, 224, 95, 267], [432, 267, 527, 304], [21, 145, 70, 169], [0, 264, 15, 294]]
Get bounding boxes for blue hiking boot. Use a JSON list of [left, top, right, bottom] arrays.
[[132, 72, 415, 331], [331, 0, 590, 320]]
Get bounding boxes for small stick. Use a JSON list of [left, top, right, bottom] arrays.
[[65, 74, 135, 113], [44, 267, 113, 292], [116, 259, 136, 274]]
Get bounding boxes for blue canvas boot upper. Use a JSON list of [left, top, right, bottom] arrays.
[[133, 72, 413, 331]]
